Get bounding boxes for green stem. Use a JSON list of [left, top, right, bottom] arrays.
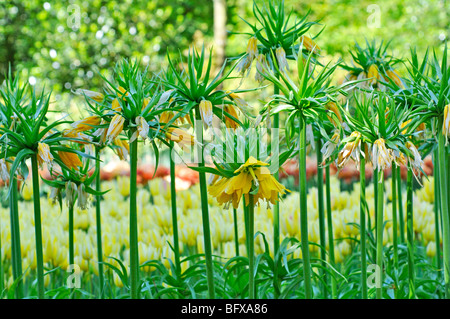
[[169, 141, 181, 274], [375, 169, 384, 299], [397, 165, 405, 244], [129, 134, 139, 299], [195, 107, 215, 298], [95, 146, 104, 298], [299, 116, 312, 299], [316, 138, 327, 298], [68, 202, 75, 299], [438, 119, 450, 298], [233, 208, 240, 257], [248, 194, 255, 299], [433, 148, 442, 296], [360, 150, 367, 299], [391, 163, 399, 269], [325, 165, 337, 299], [9, 178, 23, 298], [31, 153, 44, 299], [273, 75, 281, 299], [406, 169, 416, 299], [243, 198, 250, 256], [68, 203, 74, 267]]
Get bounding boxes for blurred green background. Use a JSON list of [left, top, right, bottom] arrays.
[[0, 0, 448, 112]]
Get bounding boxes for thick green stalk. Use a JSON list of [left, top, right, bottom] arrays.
[[68, 203, 74, 267], [68, 202, 75, 299], [243, 198, 250, 256], [375, 169, 384, 299], [360, 151, 367, 299], [438, 119, 450, 298], [9, 178, 23, 298], [433, 149, 442, 292], [194, 107, 215, 298], [391, 163, 399, 268], [316, 138, 327, 297], [397, 166, 405, 244], [233, 208, 239, 257], [272, 76, 281, 299], [129, 134, 139, 299], [325, 165, 337, 299], [169, 141, 181, 274], [94, 147, 104, 298], [31, 153, 45, 299], [406, 169, 416, 299], [248, 195, 255, 299], [273, 84, 280, 257], [299, 116, 312, 299]]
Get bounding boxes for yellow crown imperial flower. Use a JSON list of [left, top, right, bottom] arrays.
[[372, 138, 393, 172], [65, 181, 77, 208], [275, 47, 289, 72], [385, 69, 403, 88], [325, 101, 342, 126], [62, 129, 92, 144], [37, 142, 54, 169], [114, 138, 129, 161], [226, 91, 251, 114], [77, 183, 89, 210], [166, 127, 195, 152], [199, 99, 213, 128], [71, 115, 101, 132], [246, 37, 258, 60], [209, 156, 289, 209], [367, 64, 380, 86], [58, 148, 82, 171], [321, 130, 340, 163], [337, 131, 361, 169], [159, 111, 175, 124], [255, 53, 269, 83], [224, 105, 239, 130], [112, 98, 122, 112], [443, 104, 450, 144], [130, 116, 149, 143], [300, 35, 320, 54], [406, 141, 423, 170], [106, 114, 125, 145], [74, 89, 104, 102]]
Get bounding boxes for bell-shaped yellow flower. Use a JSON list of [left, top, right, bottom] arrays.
[[209, 156, 289, 209], [199, 100, 213, 128], [367, 64, 380, 86], [166, 127, 195, 152], [337, 132, 361, 169], [300, 35, 320, 54], [130, 116, 149, 143], [372, 138, 393, 171], [58, 148, 83, 171], [325, 101, 342, 126], [385, 69, 403, 88], [275, 47, 289, 72], [106, 114, 125, 144], [75, 89, 104, 102], [37, 142, 54, 169], [224, 105, 239, 130], [71, 115, 101, 132], [246, 37, 258, 60], [113, 138, 129, 161]]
